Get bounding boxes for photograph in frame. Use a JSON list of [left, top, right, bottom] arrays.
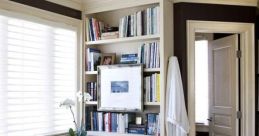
[[97, 64, 143, 112]]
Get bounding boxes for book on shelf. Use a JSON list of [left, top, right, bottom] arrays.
[[138, 41, 160, 68], [86, 82, 97, 101], [116, 41, 160, 67], [128, 124, 146, 135], [86, 48, 101, 71], [144, 73, 160, 102], [147, 113, 160, 135], [101, 31, 119, 40], [119, 6, 160, 38], [120, 53, 138, 64], [85, 106, 96, 131]]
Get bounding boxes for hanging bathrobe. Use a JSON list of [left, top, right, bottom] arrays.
[[166, 56, 189, 136]]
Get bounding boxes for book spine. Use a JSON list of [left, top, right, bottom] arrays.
[[151, 7, 154, 35], [130, 14, 134, 37], [96, 20, 100, 40], [119, 18, 123, 38], [90, 82, 94, 101], [86, 48, 90, 71], [134, 12, 137, 36], [104, 113, 108, 132], [147, 113, 156, 135], [93, 112, 97, 131], [157, 74, 160, 102], [90, 112, 93, 131], [85, 18, 90, 42], [146, 8, 150, 35], [94, 82, 97, 101], [150, 42, 154, 68], [156, 6, 160, 34], [87, 82, 91, 99]]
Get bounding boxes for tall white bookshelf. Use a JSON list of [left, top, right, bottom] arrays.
[[81, 0, 173, 136]]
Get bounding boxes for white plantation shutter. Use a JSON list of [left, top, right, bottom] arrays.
[[0, 14, 78, 136]]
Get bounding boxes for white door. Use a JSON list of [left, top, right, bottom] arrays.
[[208, 34, 239, 136]]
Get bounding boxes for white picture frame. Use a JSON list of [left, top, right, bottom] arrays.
[[97, 64, 143, 112]]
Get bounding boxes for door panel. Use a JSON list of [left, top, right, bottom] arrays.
[[208, 34, 239, 136]]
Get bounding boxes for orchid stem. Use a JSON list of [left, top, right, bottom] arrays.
[[69, 105, 78, 132]]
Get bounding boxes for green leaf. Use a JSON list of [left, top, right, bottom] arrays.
[[68, 128, 75, 136]]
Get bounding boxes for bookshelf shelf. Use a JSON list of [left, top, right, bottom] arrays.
[[85, 35, 160, 45], [85, 68, 160, 75], [85, 71, 98, 75], [85, 102, 160, 106], [87, 131, 151, 136], [85, 101, 98, 105], [143, 68, 160, 72], [144, 102, 160, 106]]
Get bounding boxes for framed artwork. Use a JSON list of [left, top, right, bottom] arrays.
[[101, 53, 116, 65], [97, 64, 143, 112]]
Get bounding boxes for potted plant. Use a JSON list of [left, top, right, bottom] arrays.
[[60, 92, 92, 136]]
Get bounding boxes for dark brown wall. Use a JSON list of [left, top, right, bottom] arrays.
[[174, 2, 257, 135], [9, 0, 82, 19]]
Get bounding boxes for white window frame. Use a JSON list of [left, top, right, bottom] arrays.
[[0, 1, 83, 135]]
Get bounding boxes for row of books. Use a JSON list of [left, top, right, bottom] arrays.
[[144, 73, 160, 102], [85, 17, 120, 41], [85, 18, 106, 41], [119, 6, 160, 38], [86, 112, 135, 133], [138, 41, 160, 68], [86, 41, 160, 71], [84, 110, 160, 135], [86, 48, 101, 71], [86, 82, 97, 101]]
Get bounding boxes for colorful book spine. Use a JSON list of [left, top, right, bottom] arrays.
[[138, 42, 160, 68], [119, 6, 159, 38], [144, 73, 160, 102]]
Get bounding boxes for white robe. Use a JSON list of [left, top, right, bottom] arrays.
[[166, 56, 189, 136]]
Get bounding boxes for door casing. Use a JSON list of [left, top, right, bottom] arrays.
[[187, 20, 255, 136]]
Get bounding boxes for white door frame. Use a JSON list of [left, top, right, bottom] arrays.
[[187, 20, 255, 136]]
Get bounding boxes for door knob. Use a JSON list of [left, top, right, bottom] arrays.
[[207, 117, 212, 122]]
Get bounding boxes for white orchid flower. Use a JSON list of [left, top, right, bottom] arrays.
[[60, 98, 75, 108], [76, 91, 93, 102]]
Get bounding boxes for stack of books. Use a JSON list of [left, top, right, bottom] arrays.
[[128, 124, 146, 134], [138, 41, 160, 68], [120, 53, 138, 64], [144, 73, 160, 102], [86, 82, 97, 101], [119, 6, 160, 38], [101, 31, 119, 40], [86, 48, 101, 71]]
